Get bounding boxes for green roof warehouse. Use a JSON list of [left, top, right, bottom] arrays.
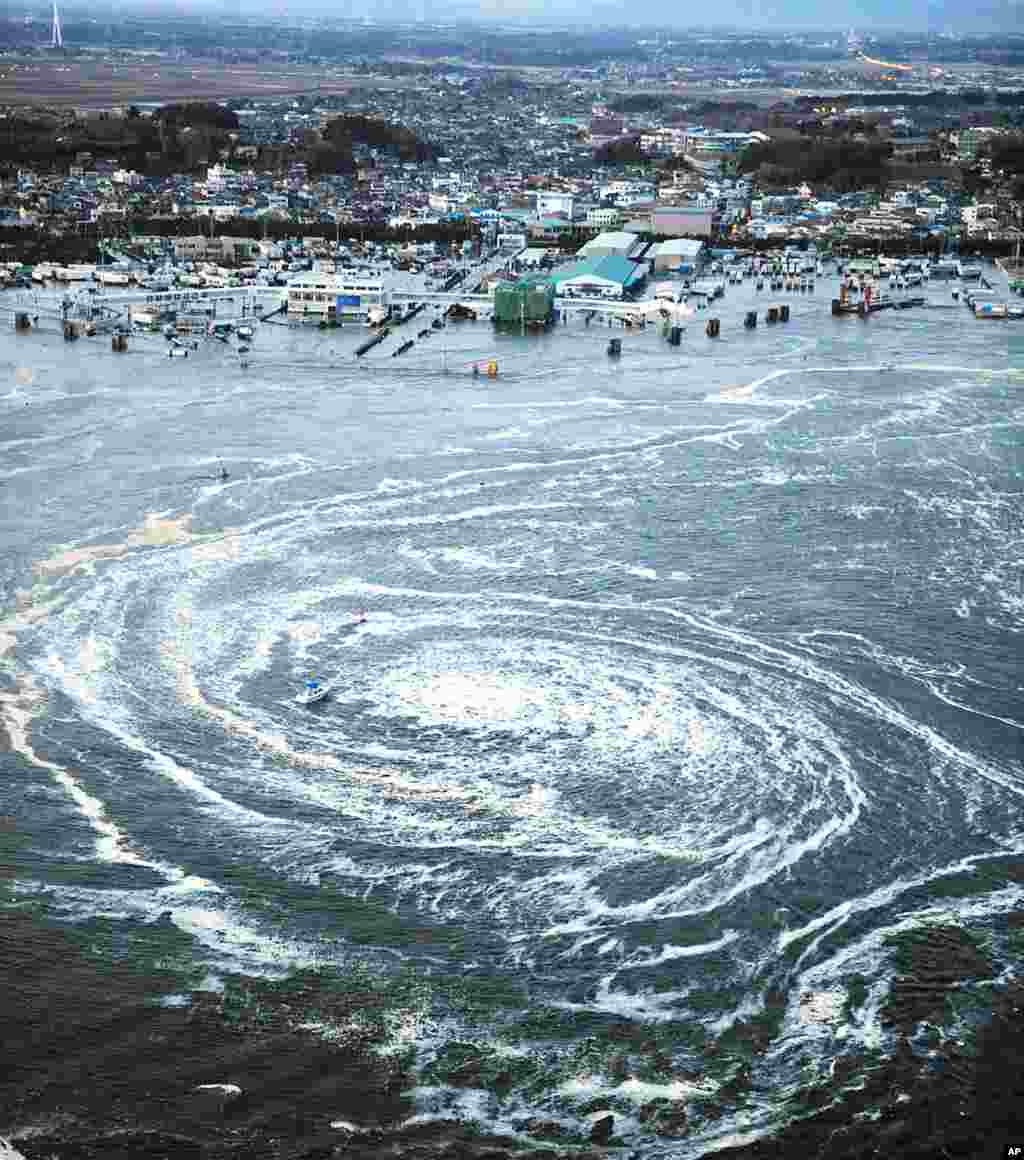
[[549, 255, 647, 299]]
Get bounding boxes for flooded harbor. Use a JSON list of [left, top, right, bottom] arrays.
[[2, 252, 1023, 1156]]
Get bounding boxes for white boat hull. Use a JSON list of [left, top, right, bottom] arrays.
[[296, 685, 330, 705]]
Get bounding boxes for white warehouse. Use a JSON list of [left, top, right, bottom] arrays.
[[577, 231, 641, 260], [652, 238, 706, 273], [286, 271, 385, 320]]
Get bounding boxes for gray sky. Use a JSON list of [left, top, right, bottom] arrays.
[[56, 0, 1023, 32], [323, 0, 1020, 31]]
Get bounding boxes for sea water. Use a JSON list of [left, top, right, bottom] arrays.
[[1, 273, 1021, 1153]]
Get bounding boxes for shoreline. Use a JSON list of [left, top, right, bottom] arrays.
[[3, 903, 1022, 1160]]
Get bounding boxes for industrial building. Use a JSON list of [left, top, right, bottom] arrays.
[[493, 275, 556, 325], [651, 206, 715, 238], [586, 207, 624, 229], [550, 255, 646, 299], [515, 247, 558, 270], [652, 238, 705, 273], [536, 191, 575, 218], [286, 270, 384, 319], [577, 231, 642, 260]]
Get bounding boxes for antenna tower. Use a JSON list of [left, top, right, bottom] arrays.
[[51, 1, 63, 49]]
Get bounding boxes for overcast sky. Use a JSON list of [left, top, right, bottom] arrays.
[[57, 0, 1024, 32], [280, 0, 1021, 31]]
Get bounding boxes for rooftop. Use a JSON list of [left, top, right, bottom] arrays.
[[551, 254, 646, 287], [654, 238, 705, 256]]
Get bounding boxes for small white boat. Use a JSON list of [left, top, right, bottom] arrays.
[[55, 263, 96, 282], [96, 269, 131, 286], [296, 680, 329, 706]]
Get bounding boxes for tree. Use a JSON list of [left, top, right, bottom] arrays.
[[985, 133, 1024, 177], [321, 115, 437, 164], [154, 103, 240, 133], [594, 136, 644, 166], [738, 135, 891, 193]]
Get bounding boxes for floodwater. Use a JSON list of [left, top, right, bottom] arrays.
[[2, 269, 1022, 1153]]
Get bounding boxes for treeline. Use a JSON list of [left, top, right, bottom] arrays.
[[323, 114, 435, 157], [0, 105, 435, 180], [0, 102, 238, 175], [606, 94, 758, 119], [0, 218, 480, 263], [986, 133, 1024, 175], [593, 136, 645, 165], [122, 217, 477, 246], [607, 94, 670, 114], [794, 90, 1024, 111], [315, 115, 437, 174], [151, 102, 240, 170], [156, 103, 241, 133], [739, 137, 892, 192], [0, 112, 159, 172]]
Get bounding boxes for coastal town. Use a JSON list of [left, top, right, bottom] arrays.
[[3, 14, 1024, 1160], [3, 91, 1023, 335], [2, 100, 1023, 250], [2, 20, 1024, 299]]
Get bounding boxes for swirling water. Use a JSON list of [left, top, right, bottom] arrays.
[[2, 275, 1022, 1152]]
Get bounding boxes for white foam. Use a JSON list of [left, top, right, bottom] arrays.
[[621, 931, 740, 971], [377, 477, 423, 492], [438, 545, 517, 571], [615, 1076, 710, 1102], [0, 673, 171, 874]]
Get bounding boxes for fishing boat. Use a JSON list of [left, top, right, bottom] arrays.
[[143, 270, 174, 292], [95, 268, 131, 286], [54, 264, 96, 282], [955, 260, 982, 281], [296, 678, 330, 706]]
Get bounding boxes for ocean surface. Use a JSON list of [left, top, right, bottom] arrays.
[[2, 270, 1022, 1153]]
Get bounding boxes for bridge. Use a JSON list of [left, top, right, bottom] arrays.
[[12, 281, 676, 331]]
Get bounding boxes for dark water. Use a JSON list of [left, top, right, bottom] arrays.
[[2, 274, 1022, 1152]]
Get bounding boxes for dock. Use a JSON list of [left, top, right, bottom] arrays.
[[831, 282, 925, 316]]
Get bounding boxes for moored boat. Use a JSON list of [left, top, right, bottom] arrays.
[[96, 269, 131, 286], [55, 264, 96, 282]]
